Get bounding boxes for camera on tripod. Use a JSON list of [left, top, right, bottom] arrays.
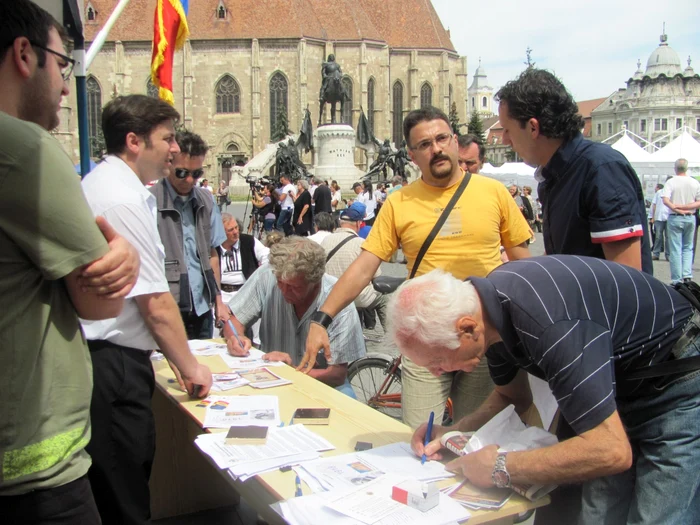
[[245, 175, 271, 193]]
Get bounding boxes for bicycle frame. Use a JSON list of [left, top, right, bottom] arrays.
[[366, 356, 402, 410]]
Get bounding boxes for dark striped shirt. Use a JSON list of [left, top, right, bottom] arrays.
[[471, 255, 693, 435]]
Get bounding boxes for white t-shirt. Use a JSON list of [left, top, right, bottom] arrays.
[[662, 175, 700, 206], [332, 190, 342, 209], [81, 156, 170, 351], [358, 191, 377, 220], [281, 183, 296, 209], [652, 189, 670, 221]]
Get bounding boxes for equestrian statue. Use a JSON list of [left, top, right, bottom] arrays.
[[318, 54, 350, 126]]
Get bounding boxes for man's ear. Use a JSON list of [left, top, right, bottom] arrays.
[[455, 316, 478, 338], [125, 132, 141, 156], [12, 37, 35, 79], [528, 118, 541, 139]]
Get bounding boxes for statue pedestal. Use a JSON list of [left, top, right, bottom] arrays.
[[313, 124, 362, 190]]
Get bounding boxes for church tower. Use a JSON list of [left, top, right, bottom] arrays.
[[468, 58, 494, 118]]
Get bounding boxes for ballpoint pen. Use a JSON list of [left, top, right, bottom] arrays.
[[226, 319, 246, 352], [421, 411, 435, 465], [295, 474, 303, 497]]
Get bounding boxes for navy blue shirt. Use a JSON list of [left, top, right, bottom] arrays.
[[537, 133, 653, 275], [471, 255, 691, 435]]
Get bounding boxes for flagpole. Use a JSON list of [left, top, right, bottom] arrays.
[[85, 0, 132, 69]]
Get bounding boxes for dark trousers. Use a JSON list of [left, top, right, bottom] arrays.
[[86, 341, 156, 525], [181, 309, 214, 339], [0, 475, 101, 525]]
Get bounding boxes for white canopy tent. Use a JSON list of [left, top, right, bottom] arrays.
[[651, 132, 700, 164], [611, 134, 653, 162], [480, 162, 539, 197]]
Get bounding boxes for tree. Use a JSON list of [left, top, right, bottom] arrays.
[[467, 111, 485, 143], [449, 101, 461, 136], [524, 47, 536, 70], [90, 129, 106, 160], [271, 106, 291, 142]]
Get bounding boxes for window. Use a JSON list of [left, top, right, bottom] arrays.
[[86, 77, 102, 157], [217, 4, 226, 19], [662, 118, 668, 131], [367, 77, 375, 134], [596, 123, 601, 136], [623, 120, 629, 130], [640, 119, 646, 133], [87, 7, 95, 21], [676, 118, 683, 129], [146, 77, 159, 99], [420, 82, 432, 108], [215, 75, 241, 114], [269, 72, 288, 139], [608, 122, 612, 134], [471, 97, 475, 108], [392, 81, 404, 146], [697, 118, 700, 132], [482, 96, 487, 108], [654, 119, 661, 131], [341, 76, 353, 126]]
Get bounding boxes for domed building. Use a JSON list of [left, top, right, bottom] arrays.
[[591, 30, 699, 149], [55, 0, 468, 185]]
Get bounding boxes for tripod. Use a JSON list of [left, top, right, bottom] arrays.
[[243, 184, 265, 240]]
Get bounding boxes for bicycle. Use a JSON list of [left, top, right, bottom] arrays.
[[348, 353, 453, 424]]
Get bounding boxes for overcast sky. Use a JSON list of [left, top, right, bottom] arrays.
[[432, 0, 700, 102]]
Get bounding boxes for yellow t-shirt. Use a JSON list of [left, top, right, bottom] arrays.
[[362, 173, 531, 279]]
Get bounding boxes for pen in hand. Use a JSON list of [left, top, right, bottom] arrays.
[[226, 319, 247, 354], [421, 411, 435, 465]]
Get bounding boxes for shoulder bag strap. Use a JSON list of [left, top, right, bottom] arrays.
[[326, 233, 357, 263], [409, 172, 472, 279]]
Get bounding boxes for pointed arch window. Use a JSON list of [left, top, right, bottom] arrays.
[[87, 6, 95, 21], [269, 72, 288, 139], [217, 1, 226, 19], [146, 77, 159, 99], [341, 76, 353, 126], [420, 82, 433, 108], [392, 81, 404, 146], [367, 77, 376, 134], [87, 76, 102, 157], [215, 75, 240, 114], [482, 96, 488, 108]]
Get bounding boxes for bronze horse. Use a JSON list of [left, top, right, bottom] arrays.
[[318, 75, 350, 126]]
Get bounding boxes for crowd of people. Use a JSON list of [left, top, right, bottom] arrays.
[[2, 2, 699, 524]]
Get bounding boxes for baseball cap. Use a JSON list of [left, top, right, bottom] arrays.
[[340, 201, 366, 222]]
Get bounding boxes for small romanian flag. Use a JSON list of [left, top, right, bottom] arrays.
[[151, 0, 189, 106]]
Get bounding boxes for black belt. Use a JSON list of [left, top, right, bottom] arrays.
[[87, 339, 153, 358], [221, 284, 243, 292]]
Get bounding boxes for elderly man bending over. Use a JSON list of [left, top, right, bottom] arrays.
[[389, 256, 700, 525], [223, 236, 365, 397]]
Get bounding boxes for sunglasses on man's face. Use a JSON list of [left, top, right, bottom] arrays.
[[175, 168, 205, 180]]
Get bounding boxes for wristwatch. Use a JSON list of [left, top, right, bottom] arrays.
[[492, 452, 511, 488], [310, 310, 334, 329]]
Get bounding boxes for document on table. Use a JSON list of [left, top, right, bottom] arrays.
[[188, 339, 228, 356], [357, 442, 451, 483], [199, 395, 280, 428], [220, 348, 285, 369], [195, 424, 334, 469], [279, 474, 470, 525], [237, 367, 292, 388], [210, 373, 249, 391]]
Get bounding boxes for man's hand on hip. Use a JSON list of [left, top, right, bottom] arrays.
[[297, 322, 331, 374]]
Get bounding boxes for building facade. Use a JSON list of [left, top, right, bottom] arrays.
[[467, 58, 494, 118], [57, 0, 468, 185], [591, 31, 699, 149]]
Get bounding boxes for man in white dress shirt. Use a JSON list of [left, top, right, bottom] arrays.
[[219, 214, 269, 304], [81, 95, 212, 525]]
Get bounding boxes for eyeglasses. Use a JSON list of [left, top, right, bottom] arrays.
[[410, 133, 453, 153], [175, 168, 205, 180], [30, 42, 75, 81]]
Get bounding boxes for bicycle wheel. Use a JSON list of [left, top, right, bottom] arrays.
[[348, 358, 402, 420]]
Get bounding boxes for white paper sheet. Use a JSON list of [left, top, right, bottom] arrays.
[[357, 442, 451, 483], [210, 373, 249, 391], [220, 348, 285, 369], [199, 395, 280, 428], [188, 339, 228, 355]]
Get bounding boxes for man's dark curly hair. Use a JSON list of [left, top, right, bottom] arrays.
[[495, 69, 584, 140]]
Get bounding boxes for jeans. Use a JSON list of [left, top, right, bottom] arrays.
[[181, 309, 214, 339], [276, 208, 293, 235], [578, 337, 700, 525], [401, 355, 495, 429], [264, 218, 275, 231], [336, 377, 357, 399], [666, 214, 695, 283], [651, 220, 667, 257]]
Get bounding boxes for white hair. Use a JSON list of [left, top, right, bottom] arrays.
[[388, 269, 479, 351]]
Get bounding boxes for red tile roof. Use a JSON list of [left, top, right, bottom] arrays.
[[576, 98, 606, 119], [83, 0, 455, 50]]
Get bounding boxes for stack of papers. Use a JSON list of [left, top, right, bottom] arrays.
[[195, 425, 335, 481], [237, 367, 291, 388], [444, 480, 511, 510], [294, 442, 451, 493], [188, 339, 228, 356], [279, 474, 470, 525], [199, 395, 281, 428], [211, 373, 249, 391]]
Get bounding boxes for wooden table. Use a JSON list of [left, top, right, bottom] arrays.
[[150, 353, 548, 524]]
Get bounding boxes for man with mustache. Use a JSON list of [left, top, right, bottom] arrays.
[[300, 106, 532, 430]]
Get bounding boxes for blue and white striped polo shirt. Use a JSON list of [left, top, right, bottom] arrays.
[[471, 255, 693, 435]]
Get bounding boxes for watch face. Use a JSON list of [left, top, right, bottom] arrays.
[[494, 470, 510, 487]]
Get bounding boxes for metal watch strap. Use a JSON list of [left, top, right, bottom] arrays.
[[492, 452, 511, 488], [310, 310, 334, 329]]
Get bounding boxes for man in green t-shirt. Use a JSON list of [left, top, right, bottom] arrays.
[[0, 2, 140, 523]]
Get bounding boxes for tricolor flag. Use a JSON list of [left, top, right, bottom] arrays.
[[151, 0, 190, 106]]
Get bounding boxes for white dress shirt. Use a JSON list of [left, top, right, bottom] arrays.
[[219, 238, 270, 304], [81, 156, 170, 351]]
